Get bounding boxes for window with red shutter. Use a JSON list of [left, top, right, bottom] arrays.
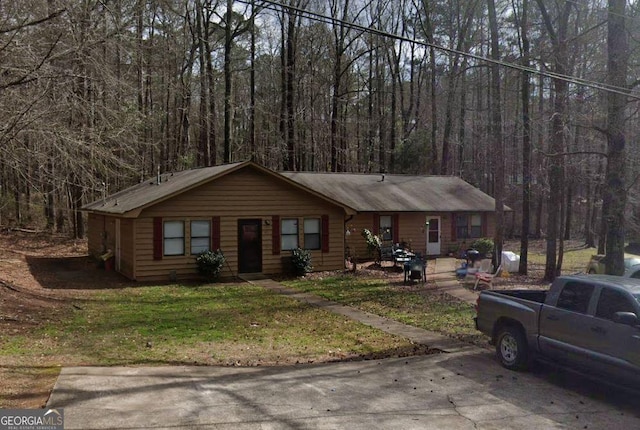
[[153, 217, 163, 260], [211, 216, 221, 250], [321, 215, 329, 253]]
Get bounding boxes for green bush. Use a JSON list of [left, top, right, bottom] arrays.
[[291, 248, 313, 276], [196, 250, 226, 280], [361, 228, 381, 258], [470, 238, 494, 257]]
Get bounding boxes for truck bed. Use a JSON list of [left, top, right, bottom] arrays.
[[475, 289, 547, 347], [490, 289, 547, 303]]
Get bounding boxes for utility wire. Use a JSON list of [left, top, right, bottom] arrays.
[[243, 0, 640, 100]]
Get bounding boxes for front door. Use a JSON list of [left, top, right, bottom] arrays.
[[426, 216, 441, 256], [238, 219, 262, 273]]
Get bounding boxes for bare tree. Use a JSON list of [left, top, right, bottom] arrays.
[[603, 0, 629, 275]]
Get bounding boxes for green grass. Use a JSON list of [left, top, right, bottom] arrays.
[[1, 284, 414, 368], [285, 276, 482, 344], [521, 242, 597, 274]]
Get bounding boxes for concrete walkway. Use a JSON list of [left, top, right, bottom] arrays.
[[430, 258, 480, 305], [243, 258, 479, 354]]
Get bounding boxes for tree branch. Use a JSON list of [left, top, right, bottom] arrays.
[[536, 149, 607, 158], [0, 9, 66, 35]]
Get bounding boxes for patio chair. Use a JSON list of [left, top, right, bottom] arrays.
[[473, 264, 502, 290]]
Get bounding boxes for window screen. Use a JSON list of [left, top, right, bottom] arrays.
[[281, 219, 298, 251], [304, 218, 321, 250], [191, 220, 210, 254], [164, 221, 184, 256], [470, 214, 482, 238], [456, 214, 468, 239]]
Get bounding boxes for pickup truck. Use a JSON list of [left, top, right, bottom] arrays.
[[475, 274, 640, 387]]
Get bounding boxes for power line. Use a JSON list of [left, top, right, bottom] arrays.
[[244, 0, 640, 100]]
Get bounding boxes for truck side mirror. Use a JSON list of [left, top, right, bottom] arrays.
[[612, 311, 639, 326]]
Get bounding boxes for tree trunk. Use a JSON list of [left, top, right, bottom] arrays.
[[604, 0, 628, 275], [536, 0, 572, 281], [488, 0, 504, 268], [223, 0, 233, 163], [518, 0, 531, 275]]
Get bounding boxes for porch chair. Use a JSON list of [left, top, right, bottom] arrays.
[[463, 258, 491, 286], [473, 264, 502, 290]]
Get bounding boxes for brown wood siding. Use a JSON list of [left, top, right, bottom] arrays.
[[133, 168, 346, 281], [347, 212, 499, 259], [441, 212, 497, 256], [345, 213, 375, 260], [348, 213, 429, 259], [87, 213, 116, 258], [87, 213, 104, 257], [118, 219, 135, 279]]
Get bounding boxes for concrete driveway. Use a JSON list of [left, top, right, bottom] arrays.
[[48, 349, 639, 430]]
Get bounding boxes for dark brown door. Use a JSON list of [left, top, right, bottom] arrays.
[[238, 219, 262, 273]]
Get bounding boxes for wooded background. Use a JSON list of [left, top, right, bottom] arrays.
[[1, 0, 639, 277]]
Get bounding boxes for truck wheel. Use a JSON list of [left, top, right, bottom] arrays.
[[496, 326, 529, 370]]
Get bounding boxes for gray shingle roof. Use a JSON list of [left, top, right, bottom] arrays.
[[83, 161, 505, 216], [82, 162, 246, 215], [281, 172, 503, 212]]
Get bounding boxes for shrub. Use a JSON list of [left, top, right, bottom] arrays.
[[470, 238, 494, 257], [361, 228, 381, 258], [291, 247, 313, 276], [196, 250, 226, 280]]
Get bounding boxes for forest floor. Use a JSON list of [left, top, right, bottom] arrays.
[[0, 230, 595, 409]]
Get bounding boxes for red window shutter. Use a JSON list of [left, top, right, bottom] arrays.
[[451, 212, 457, 241], [373, 214, 380, 236], [153, 217, 163, 260], [392, 214, 400, 243], [321, 215, 330, 253], [211, 216, 221, 250], [272, 215, 280, 255]]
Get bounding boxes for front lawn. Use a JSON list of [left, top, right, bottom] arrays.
[[285, 276, 484, 345], [0, 282, 423, 408]]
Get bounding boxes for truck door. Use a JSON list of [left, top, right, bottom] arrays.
[[590, 287, 640, 385], [538, 281, 596, 369]]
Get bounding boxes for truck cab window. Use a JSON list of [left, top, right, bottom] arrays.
[[595, 288, 636, 320], [556, 282, 594, 314]]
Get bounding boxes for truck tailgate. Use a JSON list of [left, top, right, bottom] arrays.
[[476, 290, 544, 346]]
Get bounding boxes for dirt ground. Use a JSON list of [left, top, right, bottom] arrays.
[[0, 230, 138, 408]]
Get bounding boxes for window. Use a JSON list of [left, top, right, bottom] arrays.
[[191, 220, 210, 254], [556, 282, 594, 314], [470, 214, 482, 238], [456, 214, 469, 239], [281, 218, 298, 251], [596, 288, 636, 320], [304, 218, 321, 250], [455, 213, 483, 239], [379, 215, 392, 241], [164, 221, 184, 256]]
